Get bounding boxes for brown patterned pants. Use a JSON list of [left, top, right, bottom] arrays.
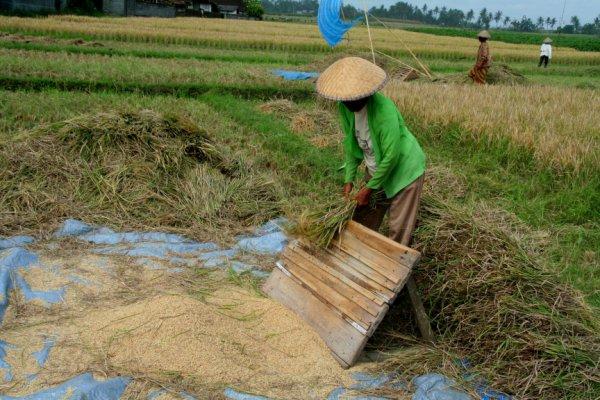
[[469, 66, 489, 84], [353, 174, 434, 341], [352, 174, 424, 246]]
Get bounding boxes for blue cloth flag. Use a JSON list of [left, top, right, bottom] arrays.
[[317, 0, 361, 47]]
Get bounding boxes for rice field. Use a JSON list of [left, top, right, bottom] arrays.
[[1, 16, 599, 65], [0, 14, 598, 400]]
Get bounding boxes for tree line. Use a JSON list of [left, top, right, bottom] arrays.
[[261, 0, 600, 34]]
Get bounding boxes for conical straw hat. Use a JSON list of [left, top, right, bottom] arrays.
[[316, 57, 388, 101], [543, 37, 553, 44], [477, 30, 491, 39]]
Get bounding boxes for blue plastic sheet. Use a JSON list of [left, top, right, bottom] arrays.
[[14, 274, 65, 305], [0, 372, 130, 400], [412, 374, 470, 400], [317, 0, 361, 47], [0, 236, 35, 250], [32, 338, 55, 367], [272, 69, 319, 80], [326, 372, 399, 400], [54, 219, 286, 277], [53, 219, 94, 238], [236, 231, 287, 255], [224, 388, 271, 400], [0, 340, 15, 382], [0, 248, 40, 322]]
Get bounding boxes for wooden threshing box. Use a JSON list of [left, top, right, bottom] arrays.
[[263, 221, 421, 368]]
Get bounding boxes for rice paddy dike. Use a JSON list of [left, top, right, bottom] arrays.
[[0, 15, 598, 400]]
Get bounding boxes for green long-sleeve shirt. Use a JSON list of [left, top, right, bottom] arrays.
[[339, 92, 426, 199]]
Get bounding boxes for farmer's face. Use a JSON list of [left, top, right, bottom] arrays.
[[343, 97, 369, 112]]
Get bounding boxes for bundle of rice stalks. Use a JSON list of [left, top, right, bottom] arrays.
[[0, 109, 281, 240], [293, 191, 386, 248], [378, 195, 600, 399], [294, 199, 357, 248]]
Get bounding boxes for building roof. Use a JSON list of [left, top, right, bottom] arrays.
[[212, 0, 243, 6], [137, 0, 188, 6]]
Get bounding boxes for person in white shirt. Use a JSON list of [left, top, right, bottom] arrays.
[[539, 37, 553, 68]]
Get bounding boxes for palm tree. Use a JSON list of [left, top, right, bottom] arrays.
[[570, 15, 581, 32], [550, 17, 557, 30], [494, 10, 502, 27], [466, 9, 474, 24], [478, 7, 489, 28], [537, 16, 545, 30], [503, 16, 511, 27], [545, 17, 552, 30]]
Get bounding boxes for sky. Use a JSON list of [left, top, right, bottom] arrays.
[[347, 0, 600, 24]]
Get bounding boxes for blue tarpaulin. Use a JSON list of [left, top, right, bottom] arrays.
[[272, 69, 319, 80], [1, 219, 511, 400], [317, 0, 361, 47], [0, 372, 130, 400], [412, 374, 470, 400]]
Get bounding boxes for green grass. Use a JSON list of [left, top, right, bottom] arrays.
[[0, 48, 311, 87], [403, 26, 600, 52], [425, 59, 600, 87]]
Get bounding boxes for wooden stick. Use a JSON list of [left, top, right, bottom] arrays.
[[375, 49, 419, 72], [362, 1, 376, 64], [368, 14, 433, 78]]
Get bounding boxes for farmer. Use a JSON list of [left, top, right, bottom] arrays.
[[316, 57, 433, 342], [469, 30, 492, 84], [539, 37, 553, 68], [315, 56, 426, 247]]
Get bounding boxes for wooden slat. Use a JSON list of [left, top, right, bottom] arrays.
[[284, 246, 382, 316], [263, 268, 367, 367], [346, 221, 421, 266], [326, 248, 397, 292], [283, 257, 375, 330], [320, 250, 395, 301], [336, 230, 410, 283], [287, 243, 386, 307]]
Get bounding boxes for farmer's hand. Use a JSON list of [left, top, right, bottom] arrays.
[[355, 187, 372, 206], [342, 183, 353, 199]]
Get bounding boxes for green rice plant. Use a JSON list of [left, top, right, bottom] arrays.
[[403, 26, 600, 52]]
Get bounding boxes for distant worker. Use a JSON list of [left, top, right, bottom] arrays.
[[315, 57, 433, 342], [469, 30, 492, 84], [539, 37, 553, 68]]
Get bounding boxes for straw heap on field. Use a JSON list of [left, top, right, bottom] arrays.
[[0, 109, 281, 240], [376, 194, 600, 399]]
